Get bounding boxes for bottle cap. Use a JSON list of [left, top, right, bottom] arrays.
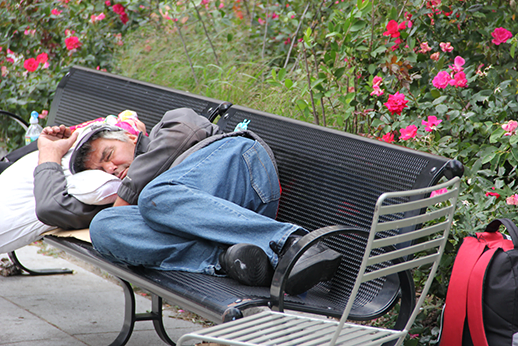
[[30, 111, 39, 124]]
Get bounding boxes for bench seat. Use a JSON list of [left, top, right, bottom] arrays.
[[9, 66, 464, 346]]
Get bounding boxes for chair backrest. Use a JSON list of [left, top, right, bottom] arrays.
[[330, 176, 461, 346]]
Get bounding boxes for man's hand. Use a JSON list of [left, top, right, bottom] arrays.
[[38, 125, 79, 164]]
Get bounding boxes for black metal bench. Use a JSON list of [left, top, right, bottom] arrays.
[[7, 66, 464, 346]]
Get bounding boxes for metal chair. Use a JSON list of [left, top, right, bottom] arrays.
[[178, 176, 461, 346]]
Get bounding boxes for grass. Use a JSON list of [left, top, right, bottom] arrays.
[[112, 18, 303, 121]]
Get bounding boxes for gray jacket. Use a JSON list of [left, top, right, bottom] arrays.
[[33, 108, 276, 229]]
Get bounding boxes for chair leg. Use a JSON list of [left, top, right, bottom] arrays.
[[382, 269, 416, 346], [8, 250, 73, 275]]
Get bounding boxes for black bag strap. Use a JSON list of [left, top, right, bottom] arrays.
[[485, 218, 518, 247]]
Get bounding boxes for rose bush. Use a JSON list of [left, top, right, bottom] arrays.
[[0, 0, 150, 152], [261, 0, 517, 342]]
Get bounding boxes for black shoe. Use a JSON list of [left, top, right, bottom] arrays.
[[277, 235, 342, 296], [219, 243, 274, 287]]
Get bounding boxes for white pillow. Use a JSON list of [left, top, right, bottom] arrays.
[[60, 147, 121, 205], [66, 170, 120, 205], [0, 150, 121, 253]]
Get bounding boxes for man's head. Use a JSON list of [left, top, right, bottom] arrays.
[[70, 125, 138, 179]]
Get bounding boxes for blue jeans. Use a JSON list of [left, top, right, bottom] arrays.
[[90, 136, 303, 275]]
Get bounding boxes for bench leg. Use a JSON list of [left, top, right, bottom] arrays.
[[114, 278, 176, 346], [8, 250, 73, 275]]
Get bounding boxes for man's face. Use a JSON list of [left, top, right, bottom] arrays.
[[84, 134, 138, 180]]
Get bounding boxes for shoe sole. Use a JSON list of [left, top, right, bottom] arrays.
[[222, 244, 273, 287], [286, 248, 342, 296]]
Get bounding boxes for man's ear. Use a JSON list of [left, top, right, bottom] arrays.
[[127, 133, 139, 145]]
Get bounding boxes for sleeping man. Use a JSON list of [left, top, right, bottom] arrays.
[[2, 108, 342, 295]]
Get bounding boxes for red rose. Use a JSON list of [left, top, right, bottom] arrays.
[[65, 36, 82, 50], [23, 58, 38, 72], [491, 27, 513, 45], [120, 13, 129, 24], [36, 52, 48, 64], [112, 4, 126, 15], [384, 91, 409, 115]]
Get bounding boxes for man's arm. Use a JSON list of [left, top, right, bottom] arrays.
[[33, 125, 108, 229], [117, 108, 221, 205]]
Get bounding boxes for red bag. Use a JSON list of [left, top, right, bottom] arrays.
[[440, 218, 518, 346]]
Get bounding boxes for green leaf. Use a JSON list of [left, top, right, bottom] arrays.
[[482, 152, 497, 164], [489, 128, 505, 143], [296, 99, 308, 110], [432, 96, 448, 105], [370, 46, 386, 57], [278, 68, 286, 81], [266, 80, 283, 88], [284, 79, 293, 89], [435, 104, 448, 114], [431, 89, 441, 99], [511, 41, 517, 59], [510, 135, 518, 146], [358, 0, 369, 10], [334, 67, 345, 79], [371, 118, 384, 128], [349, 21, 366, 32], [512, 146, 518, 161]]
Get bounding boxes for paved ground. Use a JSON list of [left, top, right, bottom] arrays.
[[0, 244, 204, 346]]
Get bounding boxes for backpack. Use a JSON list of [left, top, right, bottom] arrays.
[[440, 218, 518, 346]]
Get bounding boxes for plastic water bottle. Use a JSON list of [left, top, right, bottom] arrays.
[[25, 111, 43, 145]]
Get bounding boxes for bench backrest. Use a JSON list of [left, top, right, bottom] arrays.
[[48, 66, 464, 318]]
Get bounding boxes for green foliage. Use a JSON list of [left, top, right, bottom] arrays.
[[0, 0, 149, 151]]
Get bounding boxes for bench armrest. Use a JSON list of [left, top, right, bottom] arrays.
[[269, 225, 415, 332]]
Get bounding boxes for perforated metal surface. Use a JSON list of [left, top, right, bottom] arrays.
[[48, 66, 224, 129], [221, 107, 451, 317], [44, 67, 458, 323]]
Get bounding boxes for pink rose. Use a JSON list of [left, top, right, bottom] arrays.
[[491, 27, 513, 45], [371, 86, 384, 96], [502, 120, 518, 136], [430, 52, 440, 61], [120, 13, 129, 24], [51, 9, 62, 16], [419, 42, 431, 53], [449, 56, 465, 73], [422, 115, 442, 132], [449, 71, 467, 88], [440, 42, 453, 52], [507, 194, 518, 205], [400, 125, 417, 140], [384, 92, 409, 115], [432, 71, 451, 89], [372, 76, 383, 87], [431, 188, 448, 197], [380, 132, 395, 143]]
